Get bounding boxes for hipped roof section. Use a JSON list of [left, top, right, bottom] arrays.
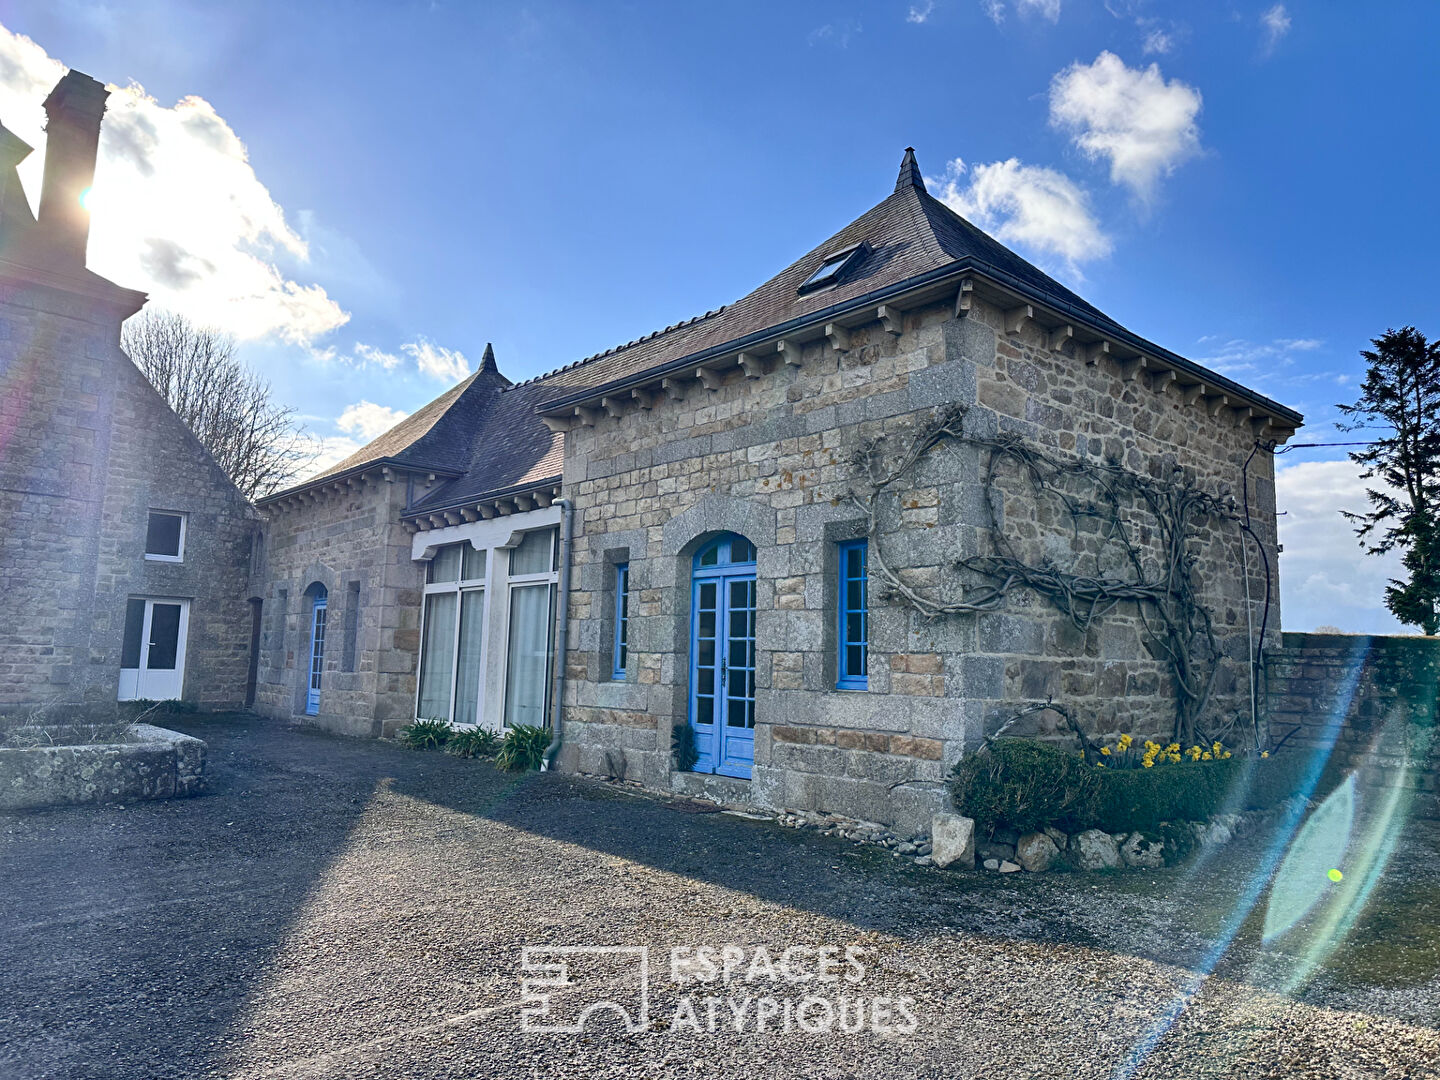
[[265, 148, 1302, 514], [527, 150, 1302, 429]]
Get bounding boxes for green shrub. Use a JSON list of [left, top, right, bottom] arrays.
[[399, 718, 453, 749], [672, 723, 699, 772], [1090, 758, 1242, 832], [495, 724, 551, 772], [446, 727, 501, 758], [951, 739, 1101, 835], [953, 737, 1334, 836]]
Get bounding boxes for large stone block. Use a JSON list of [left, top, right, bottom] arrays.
[[930, 812, 975, 869]]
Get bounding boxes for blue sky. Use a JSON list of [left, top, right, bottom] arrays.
[[2, 1, 1437, 633]]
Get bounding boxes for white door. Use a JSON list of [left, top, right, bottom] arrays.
[[118, 598, 190, 701]]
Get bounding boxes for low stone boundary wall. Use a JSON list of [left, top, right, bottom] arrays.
[[1265, 633, 1439, 815], [0, 723, 206, 810]]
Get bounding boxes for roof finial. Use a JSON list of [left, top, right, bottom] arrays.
[[895, 147, 926, 194], [480, 342, 497, 373]]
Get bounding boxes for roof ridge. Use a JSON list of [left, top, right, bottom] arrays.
[[504, 305, 729, 390]]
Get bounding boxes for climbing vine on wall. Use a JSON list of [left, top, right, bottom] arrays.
[[848, 404, 1244, 747]]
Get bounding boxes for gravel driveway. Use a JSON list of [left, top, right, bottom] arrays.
[[1, 713, 1435, 1079]]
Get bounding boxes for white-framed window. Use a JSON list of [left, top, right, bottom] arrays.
[[144, 510, 186, 562], [503, 527, 559, 728], [416, 542, 489, 724]]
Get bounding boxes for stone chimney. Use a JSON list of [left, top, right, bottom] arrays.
[[37, 70, 108, 268]]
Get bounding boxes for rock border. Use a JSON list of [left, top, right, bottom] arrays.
[[0, 723, 206, 810]]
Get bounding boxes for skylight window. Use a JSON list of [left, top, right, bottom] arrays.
[[798, 244, 864, 293]]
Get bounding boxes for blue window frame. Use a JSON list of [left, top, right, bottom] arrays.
[[612, 562, 629, 680], [837, 539, 868, 690]]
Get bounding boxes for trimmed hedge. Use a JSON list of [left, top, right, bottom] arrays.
[[951, 740, 1101, 834], [953, 738, 1330, 835]]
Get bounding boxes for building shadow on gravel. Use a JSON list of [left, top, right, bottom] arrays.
[[0, 713, 1431, 1080]]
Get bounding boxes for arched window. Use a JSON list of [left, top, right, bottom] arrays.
[[693, 532, 756, 570]]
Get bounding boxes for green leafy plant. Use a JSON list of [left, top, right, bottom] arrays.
[[495, 724, 551, 772], [446, 727, 501, 758], [951, 739, 1101, 835], [398, 718, 453, 749], [672, 722, 699, 772]]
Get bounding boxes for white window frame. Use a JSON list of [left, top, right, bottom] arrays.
[[144, 510, 187, 563], [501, 527, 560, 729], [418, 542, 490, 727], [410, 505, 564, 732]]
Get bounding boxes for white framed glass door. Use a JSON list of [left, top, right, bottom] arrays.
[[118, 597, 190, 701]]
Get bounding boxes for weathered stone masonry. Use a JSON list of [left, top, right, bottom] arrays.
[[0, 71, 255, 711], [252, 474, 432, 738], [556, 292, 1283, 832]]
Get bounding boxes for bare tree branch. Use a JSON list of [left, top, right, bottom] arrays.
[[122, 310, 316, 500]]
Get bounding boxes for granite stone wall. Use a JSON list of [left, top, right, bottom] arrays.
[[253, 476, 434, 737], [555, 295, 1282, 832], [0, 279, 255, 709], [1266, 632, 1439, 815]]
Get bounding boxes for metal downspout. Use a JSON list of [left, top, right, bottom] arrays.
[[541, 499, 574, 770]]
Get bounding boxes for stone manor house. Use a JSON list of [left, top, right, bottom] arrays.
[[2, 70, 1304, 831]]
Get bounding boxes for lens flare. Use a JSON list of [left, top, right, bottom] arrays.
[[1328, 868, 1343, 883], [79, 186, 94, 211], [1263, 774, 1355, 942]]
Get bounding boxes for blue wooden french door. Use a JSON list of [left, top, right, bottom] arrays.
[[307, 587, 328, 715], [690, 533, 757, 778]]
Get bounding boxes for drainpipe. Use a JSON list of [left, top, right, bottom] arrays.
[[541, 498, 574, 771]]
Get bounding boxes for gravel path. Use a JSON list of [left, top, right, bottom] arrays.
[[1, 713, 1435, 1079]]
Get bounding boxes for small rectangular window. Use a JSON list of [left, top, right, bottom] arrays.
[[342, 580, 361, 672], [837, 539, 868, 690], [612, 563, 629, 680], [144, 511, 185, 561], [510, 528, 558, 577], [461, 544, 487, 582], [798, 243, 864, 293], [273, 588, 287, 669], [428, 544, 462, 584]]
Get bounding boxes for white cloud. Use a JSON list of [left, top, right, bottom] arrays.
[[907, 1, 935, 24], [1016, 0, 1061, 20], [351, 342, 402, 371], [402, 338, 470, 383], [1049, 51, 1202, 201], [1193, 336, 1322, 377], [336, 400, 409, 440], [1276, 458, 1406, 634], [0, 23, 348, 346], [1260, 4, 1291, 54], [980, 0, 1005, 24], [931, 157, 1112, 274], [807, 20, 861, 48], [1142, 27, 1173, 55], [296, 434, 364, 480]]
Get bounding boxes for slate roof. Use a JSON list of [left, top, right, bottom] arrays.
[[269, 149, 1300, 514], [408, 378, 566, 513], [525, 148, 1114, 405]]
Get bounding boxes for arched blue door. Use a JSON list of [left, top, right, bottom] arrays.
[[690, 533, 756, 778], [307, 585, 328, 715]]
